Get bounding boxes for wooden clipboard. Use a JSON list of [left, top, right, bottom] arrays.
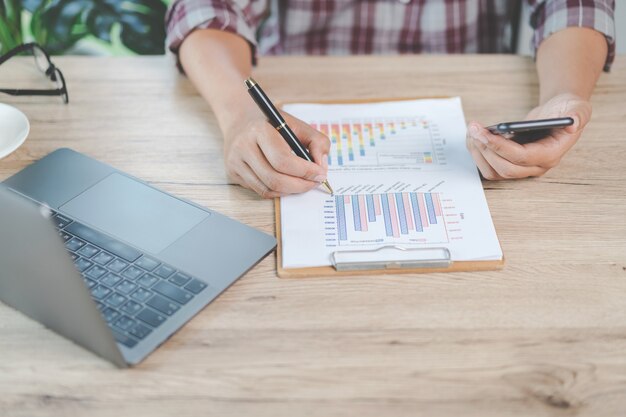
[[275, 97, 505, 279]]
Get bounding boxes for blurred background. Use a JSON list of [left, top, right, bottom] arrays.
[[0, 0, 170, 55], [0, 1, 623, 56]]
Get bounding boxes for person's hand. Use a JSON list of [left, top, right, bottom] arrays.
[[466, 93, 592, 180], [223, 111, 330, 198]]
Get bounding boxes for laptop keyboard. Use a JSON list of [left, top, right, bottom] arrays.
[[50, 211, 208, 348]]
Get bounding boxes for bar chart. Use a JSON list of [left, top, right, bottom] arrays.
[[329, 192, 449, 246], [310, 117, 443, 169]]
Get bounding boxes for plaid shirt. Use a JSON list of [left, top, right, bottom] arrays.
[[166, 0, 616, 70]]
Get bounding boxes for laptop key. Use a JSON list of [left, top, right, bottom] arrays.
[[74, 257, 93, 272], [116, 280, 138, 295], [86, 265, 107, 279], [184, 278, 208, 295], [84, 278, 97, 289], [52, 213, 73, 229], [64, 222, 141, 263], [78, 245, 99, 259], [121, 300, 142, 316], [101, 272, 122, 287], [91, 285, 112, 300], [129, 322, 152, 340], [65, 237, 86, 252], [112, 330, 137, 348], [122, 265, 144, 280], [105, 292, 127, 308], [137, 274, 158, 288], [146, 294, 180, 316], [130, 287, 152, 303], [154, 264, 175, 279], [102, 307, 121, 323], [153, 281, 193, 305], [115, 315, 135, 331], [169, 272, 191, 287], [92, 251, 114, 266], [135, 256, 160, 272], [107, 259, 128, 273], [136, 308, 166, 328], [59, 231, 72, 242]]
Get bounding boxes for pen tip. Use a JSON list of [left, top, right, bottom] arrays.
[[322, 180, 334, 196]]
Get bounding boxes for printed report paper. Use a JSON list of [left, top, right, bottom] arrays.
[[280, 98, 502, 269]]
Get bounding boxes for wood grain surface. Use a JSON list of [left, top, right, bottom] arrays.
[[0, 55, 625, 417]]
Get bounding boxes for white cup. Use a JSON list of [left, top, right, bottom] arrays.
[[0, 103, 30, 159]]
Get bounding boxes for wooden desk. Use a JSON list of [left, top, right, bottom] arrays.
[[1, 55, 625, 417]]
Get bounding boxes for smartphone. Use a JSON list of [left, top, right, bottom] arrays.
[[486, 117, 574, 144]]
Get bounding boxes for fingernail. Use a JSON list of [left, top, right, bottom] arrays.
[[314, 175, 327, 183], [469, 125, 479, 135], [474, 134, 488, 145]]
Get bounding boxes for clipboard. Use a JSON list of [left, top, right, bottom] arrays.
[[275, 97, 505, 279]]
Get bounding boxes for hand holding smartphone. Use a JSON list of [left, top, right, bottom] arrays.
[[486, 117, 574, 144]]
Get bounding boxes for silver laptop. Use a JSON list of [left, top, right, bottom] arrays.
[[0, 148, 276, 367]]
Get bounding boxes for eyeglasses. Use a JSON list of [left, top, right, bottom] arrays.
[[0, 43, 69, 104]]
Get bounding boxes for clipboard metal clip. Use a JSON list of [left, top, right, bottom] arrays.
[[330, 245, 452, 272]]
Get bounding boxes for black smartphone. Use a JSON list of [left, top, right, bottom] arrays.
[[486, 117, 574, 144]]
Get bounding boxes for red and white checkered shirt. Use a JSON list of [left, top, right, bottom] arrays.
[[166, 0, 616, 70]]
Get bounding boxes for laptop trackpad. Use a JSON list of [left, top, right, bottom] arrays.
[[60, 173, 209, 255]]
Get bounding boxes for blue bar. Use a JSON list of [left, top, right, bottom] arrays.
[[360, 149, 365, 156], [410, 193, 423, 232], [338, 156, 343, 166], [381, 194, 392, 237], [335, 195, 347, 241], [425, 193, 437, 225], [352, 195, 361, 232], [327, 154, 332, 166], [366, 195, 376, 222], [395, 193, 408, 235]]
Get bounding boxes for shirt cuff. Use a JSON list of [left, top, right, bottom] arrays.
[[165, 0, 259, 69], [530, 0, 616, 71]]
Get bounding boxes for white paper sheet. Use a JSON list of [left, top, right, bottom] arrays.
[[280, 98, 502, 269]]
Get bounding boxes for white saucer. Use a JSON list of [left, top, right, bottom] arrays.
[[0, 103, 30, 159]]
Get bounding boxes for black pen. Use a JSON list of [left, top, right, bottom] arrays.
[[244, 77, 334, 195]]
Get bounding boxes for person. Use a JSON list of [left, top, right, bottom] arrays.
[[165, 0, 615, 198]]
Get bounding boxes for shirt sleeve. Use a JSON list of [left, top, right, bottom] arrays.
[[165, 0, 269, 66], [527, 0, 616, 71]]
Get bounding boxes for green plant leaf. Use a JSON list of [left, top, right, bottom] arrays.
[[27, 0, 167, 55]]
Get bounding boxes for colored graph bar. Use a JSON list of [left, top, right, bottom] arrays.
[[317, 123, 332, 166], [434, 193, 442, 216], [417, 193, 429, 228], [331, 123, 343, 165], [374, 194, 382, 215], [381, 194, 393, 237], [358, 195, 368, 232], [344, 195, 350, 204], [342, 123, 354, 161], [335, 195, 347, 241], [410, 193, 423, 232], [366, 194, 376, 222], [389, 121, 396, 134], [388, 193, 400, 238], [425, 193, 437, 225], [365, 123, 375, 146], [377, 122, 386, 140], [354, 123, 365, 156], [402, 193, 414, 231], [352, 195, 361, 231], [394, 193, 408, 235]]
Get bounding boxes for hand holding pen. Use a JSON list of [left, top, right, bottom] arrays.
[[244, 78, 333, 195]]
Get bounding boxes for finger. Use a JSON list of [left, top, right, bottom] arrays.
[[244, 144, 322, 194], [468, 122, 559, 168], [237, 161, 281, 199], [478, 146, 547, 179], [284, 112, 332, 164], [466, 133, 501, 180], [257, 123, 327, 182]]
